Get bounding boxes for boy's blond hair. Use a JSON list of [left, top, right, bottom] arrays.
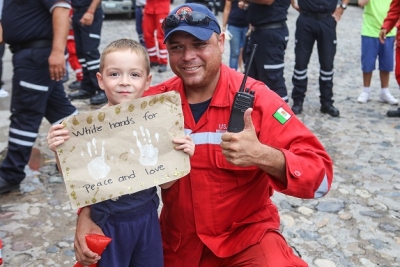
[[99, 38, 150, 74]]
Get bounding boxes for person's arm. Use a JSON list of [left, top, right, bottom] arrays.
[[291, 0, 299, 12], [221, 109, 287, 184], [49, 5, 69, 81], [358, 0, 370, 8], [47, 124, 70, 172], [0, 23, 3, 44], [332, 0, 350, 22], [74, 207, 103, 266], [79, 0, 101, 26], [380, 0, 400, 43], [222, 0, 232, 32], [220, 104, 333, 199]]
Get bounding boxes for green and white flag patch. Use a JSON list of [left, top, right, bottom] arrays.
[[273, 107, 291, 124]]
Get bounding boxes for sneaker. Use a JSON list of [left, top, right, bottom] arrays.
[[357, 92, 370, 103], [0, 88, 9, 98], [379, 91, 398, 105], [0, 176, 20, 194]]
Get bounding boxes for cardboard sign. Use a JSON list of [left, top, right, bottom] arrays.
[[56, 91, 190, 208]]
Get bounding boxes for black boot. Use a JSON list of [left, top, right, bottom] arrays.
[[320, 104, 340, 117], [291, 100, 303, 115], [90, 91, 108, 105]]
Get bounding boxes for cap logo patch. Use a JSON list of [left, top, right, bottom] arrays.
[[175, 6, 193, 18]]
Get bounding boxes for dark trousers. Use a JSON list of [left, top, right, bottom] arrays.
[[0, 42, 4, 84], [72, 8, 103, 94], [246, 23, 289, 101], [291, 13, 337, 106], [0, 47, 77, 184], [135, 5, 146, 47], [98, 201, 164, 267]]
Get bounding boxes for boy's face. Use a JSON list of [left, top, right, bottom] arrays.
[[96, 50, 152, 106]]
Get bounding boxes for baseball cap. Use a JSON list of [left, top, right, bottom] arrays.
[[162, 3, 221, 43]]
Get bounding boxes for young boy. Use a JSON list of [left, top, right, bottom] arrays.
[[357, 0, 398, 105], [47, 39, 195, 267]]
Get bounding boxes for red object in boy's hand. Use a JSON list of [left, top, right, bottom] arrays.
[[73, 234, 112, 267]]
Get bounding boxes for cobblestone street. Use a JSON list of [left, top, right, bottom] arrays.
[[0, 1, 400, 266]]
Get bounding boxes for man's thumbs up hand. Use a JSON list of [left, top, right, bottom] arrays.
[[221, 108, 262, 166]]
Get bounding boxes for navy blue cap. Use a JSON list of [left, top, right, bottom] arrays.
[[163, 3, 221, 43]]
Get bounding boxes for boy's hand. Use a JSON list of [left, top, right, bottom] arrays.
[[74, 207, 103, 265], [379, 29, 387, 44], [47, 124, 70, 152], [172, 135, 195, 157], [160, 135, 195, 190]]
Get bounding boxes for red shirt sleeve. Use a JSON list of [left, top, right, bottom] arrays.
[[382, 0, 400, 32]]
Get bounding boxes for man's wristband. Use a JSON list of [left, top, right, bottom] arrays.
[[86, 10, 94, 14]]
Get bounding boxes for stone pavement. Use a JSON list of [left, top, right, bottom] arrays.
[[1, 2, 400, 267]]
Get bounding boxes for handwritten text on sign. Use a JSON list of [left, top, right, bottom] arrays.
[[57, 91, 190, 208]]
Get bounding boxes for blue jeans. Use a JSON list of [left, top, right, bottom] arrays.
[[135, 5, 145, 47], [361, 35, 394, 72], [228, 24, 248, 70]]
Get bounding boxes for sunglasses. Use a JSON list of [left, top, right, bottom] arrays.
[[162, 11, 220, 31]]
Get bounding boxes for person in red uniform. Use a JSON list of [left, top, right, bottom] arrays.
[[73, 3, 333, 266], [380, 0, 400, 117], [143, 0, 170, 73]]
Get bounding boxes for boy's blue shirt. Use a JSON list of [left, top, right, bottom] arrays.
[[91, 187, 159, 228]]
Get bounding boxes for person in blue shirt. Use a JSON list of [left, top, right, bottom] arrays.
[[222, 0, 248, 72]]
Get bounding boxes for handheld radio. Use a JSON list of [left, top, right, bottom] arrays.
[[227, 44, 257, 133]]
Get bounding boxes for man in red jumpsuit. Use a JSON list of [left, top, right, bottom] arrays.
[[380, 0, 400, 117], [73, 3, 333, 266], [143, 0, 170, 73]]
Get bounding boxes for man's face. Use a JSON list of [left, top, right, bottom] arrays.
[[166, 31, 225, 91]]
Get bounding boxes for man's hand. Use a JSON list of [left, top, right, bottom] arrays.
[[221, 108, 262, 166], [379, 29, 387, 44], [332, 7, 345, 22], [74, 207, 103, 266], [48, 50, 66, 81], [291, 0, 299, 11], [221, 108, 287, 184], [238, 0, 249, 10], [80, 12, 95, 26]]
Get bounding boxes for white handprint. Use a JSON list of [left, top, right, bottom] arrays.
[[133, 126, 160, 166], [83, 138, 110, 180]]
